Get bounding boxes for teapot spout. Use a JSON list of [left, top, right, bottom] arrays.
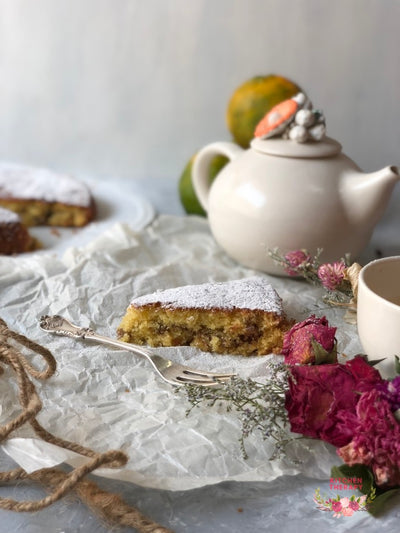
[[341, 165, 400, 226]]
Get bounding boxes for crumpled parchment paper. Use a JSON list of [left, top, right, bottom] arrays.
[[0, 215, 363, 490]]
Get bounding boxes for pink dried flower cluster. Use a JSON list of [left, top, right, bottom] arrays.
[[285, 314, 400, 489], [331, 496, 366, 517], [314, 491, 368, 517], [269, 249, 355, 307], [317, 261, 346, 291]]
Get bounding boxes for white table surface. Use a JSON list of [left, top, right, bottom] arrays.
[[1, 176, 400, 533]]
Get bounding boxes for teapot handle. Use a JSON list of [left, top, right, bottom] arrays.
[[192, 142, 244, 212]]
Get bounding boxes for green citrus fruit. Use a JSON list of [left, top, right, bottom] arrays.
[[179, 153, 229, 216], [226, 74, 302, 148]]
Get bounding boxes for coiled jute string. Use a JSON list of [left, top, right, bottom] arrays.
[[0, 318, 173, 533]]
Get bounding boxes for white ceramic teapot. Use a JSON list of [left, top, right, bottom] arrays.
[[192, 135, 399, 275]]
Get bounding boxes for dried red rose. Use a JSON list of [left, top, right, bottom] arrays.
[[281, 315, 337, 365], [337, 388, 400, 487], [285, 356, 383, 447]]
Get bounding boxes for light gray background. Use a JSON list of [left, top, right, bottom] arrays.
[[0, 0, 399, 183]]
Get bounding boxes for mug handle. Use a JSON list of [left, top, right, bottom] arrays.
[[192, 142, 244, 212]]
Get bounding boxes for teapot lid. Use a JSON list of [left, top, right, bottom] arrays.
[[250, 136, 342, 159]]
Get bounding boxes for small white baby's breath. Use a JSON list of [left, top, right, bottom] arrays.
[[180, 361, 297, 460]]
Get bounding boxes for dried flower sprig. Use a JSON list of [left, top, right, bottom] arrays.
[[268, 248, 361, 309], [180, 360, 297, 460]]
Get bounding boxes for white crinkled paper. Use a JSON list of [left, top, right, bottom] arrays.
[[0, 215, 363, 490]]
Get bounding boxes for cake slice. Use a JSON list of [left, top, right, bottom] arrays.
[[117, 277, 293, 356], [0, 162, 95, 227], [0, 207, 39, 254]]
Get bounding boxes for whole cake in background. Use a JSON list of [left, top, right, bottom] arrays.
[[0, 162, 96, 227], [117, 277, 293, 356]]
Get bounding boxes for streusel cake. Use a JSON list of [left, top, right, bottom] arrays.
[[0, 162, 95, 227], [117, 277, 293, 356]]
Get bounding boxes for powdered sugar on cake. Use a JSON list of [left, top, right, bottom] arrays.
[[0, 163, 91, 206], [0, 206, 20, 223], [130, 277, 283, 313]]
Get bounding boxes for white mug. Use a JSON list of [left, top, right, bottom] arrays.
[[357, 256, 400, 378]]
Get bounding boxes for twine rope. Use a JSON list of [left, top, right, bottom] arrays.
[[0, 318, 173, 533]]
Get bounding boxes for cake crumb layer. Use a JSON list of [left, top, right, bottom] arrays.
[[118, 277, 293, 356]]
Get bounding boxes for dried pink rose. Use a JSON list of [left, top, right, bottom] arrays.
[[284, 250, 311, 276], [285, 356, 383, 447], [337, 388, 400, 487], [281, 315, 337, 365], [317, 261, 346, 290]]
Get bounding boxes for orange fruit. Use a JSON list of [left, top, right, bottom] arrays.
[[226, 74, 302, 148], [179, 153, 229, 216]]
